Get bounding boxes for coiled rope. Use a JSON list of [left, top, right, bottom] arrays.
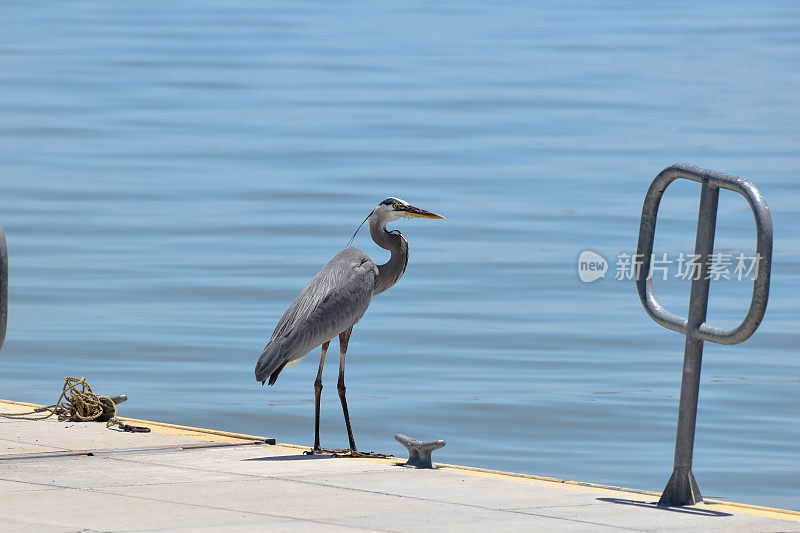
[[0, 377, 116, 422], [1, 377, 150, 432]]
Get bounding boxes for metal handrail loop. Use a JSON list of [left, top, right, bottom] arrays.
[[636, 163, 773, 345], [635, 164, 773, 506]]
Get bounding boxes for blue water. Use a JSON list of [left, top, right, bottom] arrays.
[[1, 0, 799, 511]]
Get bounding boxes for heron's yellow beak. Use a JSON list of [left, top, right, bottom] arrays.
[[401, 205, 445, 219]]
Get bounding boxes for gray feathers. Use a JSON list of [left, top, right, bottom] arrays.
[[255, 248, 378, 385], [254, 199, 431, 386]]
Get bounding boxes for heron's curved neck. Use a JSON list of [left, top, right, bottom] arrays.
[[370, 215, 408, 295]]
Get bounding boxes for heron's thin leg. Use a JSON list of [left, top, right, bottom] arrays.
[[337, 326, 357, 452], [313, 340, 330, 452]]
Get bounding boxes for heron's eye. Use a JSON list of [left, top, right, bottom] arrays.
[[392, 203, 398, 209]]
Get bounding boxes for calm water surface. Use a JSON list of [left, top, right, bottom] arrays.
[[1, 1, 799, 510]]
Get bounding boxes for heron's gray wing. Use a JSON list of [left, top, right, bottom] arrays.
[[255, 248, 377, 385]]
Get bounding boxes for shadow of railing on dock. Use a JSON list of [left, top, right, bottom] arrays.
[[597, 497, 732, 517]]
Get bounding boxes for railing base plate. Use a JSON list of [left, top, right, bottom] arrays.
[[658, 468, 703, 507]]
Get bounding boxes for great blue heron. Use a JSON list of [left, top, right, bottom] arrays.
[[255, 197, 444, 456]]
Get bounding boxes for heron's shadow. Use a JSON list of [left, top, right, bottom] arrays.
[[244, 454, 335, 462], [597, 497, 732, 517]]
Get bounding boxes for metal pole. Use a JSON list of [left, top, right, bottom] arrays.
[[0, 223, 7, 354], [658, 181, 719, 506], [636, 164, 773, 507]]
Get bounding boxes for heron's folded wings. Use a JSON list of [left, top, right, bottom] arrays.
[[255, 248, 378, 384]]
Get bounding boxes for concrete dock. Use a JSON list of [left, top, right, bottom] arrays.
[[1, 399, 798, 532]]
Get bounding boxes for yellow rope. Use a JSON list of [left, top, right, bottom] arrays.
[[0, 377, 116, 422]]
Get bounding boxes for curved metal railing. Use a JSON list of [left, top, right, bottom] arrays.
[[635, 164, 773, 506], [637, 164, 773, 345]]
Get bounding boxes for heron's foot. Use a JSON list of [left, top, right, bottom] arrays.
[[341, 450, 393, 459], [304, 447, 350, 455], [303, 448, 392, 459]]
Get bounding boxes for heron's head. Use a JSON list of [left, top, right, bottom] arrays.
[[372, 197, 445, 222], [347, 198, 443, 246]]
